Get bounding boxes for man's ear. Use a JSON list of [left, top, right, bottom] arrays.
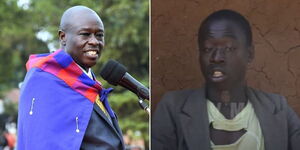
[[247, 44, 254, 63], [58, 30, 66, 47]]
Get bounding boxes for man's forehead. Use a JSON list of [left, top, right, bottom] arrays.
[[78, 26, 104, 31], [204, 37, 235, 45], [67, 21, 104, 33], [201, 20, 246, 42]]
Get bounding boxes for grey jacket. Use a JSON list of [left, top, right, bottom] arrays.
[[152, 87, 300, 150]]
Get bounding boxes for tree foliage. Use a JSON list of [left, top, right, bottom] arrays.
[[0, 0, 149, 148]]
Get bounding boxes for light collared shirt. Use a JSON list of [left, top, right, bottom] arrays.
[[76, 64, 93, 80], [207, 100, 264, 150]]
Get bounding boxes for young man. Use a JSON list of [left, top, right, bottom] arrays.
[[17, 6, 124, 150], [152, 9, 300, 150]]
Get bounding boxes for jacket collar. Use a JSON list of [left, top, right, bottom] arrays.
[[180, 88, 211, 150], [179, 87, 286, 150], [247, 87, 287, 150]]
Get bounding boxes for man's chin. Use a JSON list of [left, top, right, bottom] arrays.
[[83, 57, 100, 68], [206, 79, 231, 90], [85, 62, 97, 68], [210, 75, 226, 83]]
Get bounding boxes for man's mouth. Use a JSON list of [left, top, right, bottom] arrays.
[[212, 71, 224, 77], [210, 70, 226, 82], [84, 50, 99, 58]]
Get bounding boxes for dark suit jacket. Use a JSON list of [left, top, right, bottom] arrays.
[[80, 104, 125, 150], [152, 87, 300, 150], [80, 71, 124, 150]]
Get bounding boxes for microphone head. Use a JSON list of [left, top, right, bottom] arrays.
[[100, 59, 127, 86]]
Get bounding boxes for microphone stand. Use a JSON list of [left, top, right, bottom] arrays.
[[138, 97, 150, 115]]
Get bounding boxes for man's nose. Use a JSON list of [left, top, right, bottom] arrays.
[[88, 34, 101, 46], [210, 49, 225, 64]]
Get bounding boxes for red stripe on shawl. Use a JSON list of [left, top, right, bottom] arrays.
[[26, 54, 53, 71], [65, 62, 83, 77], [84, 88, 98, 103], [57, 69, 77, 86], [26, 50, 63, 70], [26, 55, 38, 70]]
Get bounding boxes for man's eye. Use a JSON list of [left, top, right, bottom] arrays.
[[79, 33, 90, 36], [96, 33, 104, 38], [204, 47, 213, 52], [225, 47, 236, 52]]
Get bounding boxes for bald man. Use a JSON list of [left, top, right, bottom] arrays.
[[17, 6, 124, 150]]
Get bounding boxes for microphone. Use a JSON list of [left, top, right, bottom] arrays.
[[100, 60, 149, 100]]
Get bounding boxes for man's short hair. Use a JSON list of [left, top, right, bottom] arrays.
[[198, 9, 252, 47]]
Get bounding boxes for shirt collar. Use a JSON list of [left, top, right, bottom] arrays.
[[76, 63, 93, 80]]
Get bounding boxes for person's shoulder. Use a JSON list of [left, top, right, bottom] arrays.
[[164, 88, 199, 97], [159, 88, 203, 106], [248, 87, 287, 110], [25, 67, 54, 80], [249, 87, 283, 99], [154, 88, 203, 118], [22, 67, 62, 90]]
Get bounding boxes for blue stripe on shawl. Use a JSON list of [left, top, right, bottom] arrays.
[[53, 50, 73, 68], [78, 73, 96, 87]]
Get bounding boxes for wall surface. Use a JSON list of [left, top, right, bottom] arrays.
[[151, 0, 300, 116]]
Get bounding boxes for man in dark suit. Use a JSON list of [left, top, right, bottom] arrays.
[[152, 9, 300, 150], [17, 6, 124, 150]]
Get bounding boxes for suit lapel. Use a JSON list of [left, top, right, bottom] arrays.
[[179, 88, 211, 150], [93, 104, 124, 143], [91, 71, 124, 143], [112, 116, 125, 145], [247, 88, 287, 150]]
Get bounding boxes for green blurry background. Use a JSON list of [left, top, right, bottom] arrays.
[[0, 0, 149, 149]]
